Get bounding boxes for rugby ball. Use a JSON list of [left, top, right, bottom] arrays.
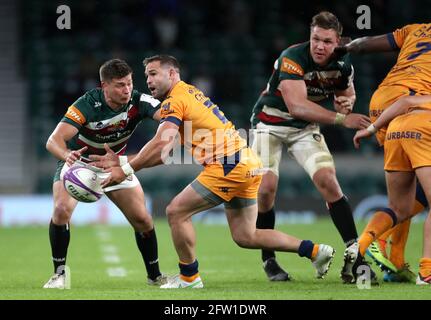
[[63, 166, 104, 203]]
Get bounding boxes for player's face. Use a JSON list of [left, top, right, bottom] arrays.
[[310, 26, 340, 66], [145, 61, 174, 100], [103, 74, 133, 106]]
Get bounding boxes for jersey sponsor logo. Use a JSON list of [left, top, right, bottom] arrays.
[[386, 130, 422, 140], [65, 105, 86, 125], [280, 57, 304, 76]]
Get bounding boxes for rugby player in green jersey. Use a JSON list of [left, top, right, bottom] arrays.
[[43, 59, 166, 288], [250, 11, 375, 283]]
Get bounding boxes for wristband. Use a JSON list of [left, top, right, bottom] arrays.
[[121, 163, 135, 176], [119, 155, 128, 166], [334, 112, 346, 125], [366, 124, 378, 134]]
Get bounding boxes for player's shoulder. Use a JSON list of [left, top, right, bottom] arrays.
[[73, 88, 103, 111], [132, 90, 160, 108], [281, 42, 309, 59]]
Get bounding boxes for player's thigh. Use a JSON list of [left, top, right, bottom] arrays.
[[288, 126, 334, 178], [385, 171, 416, 220], [106, 185, 153, 226], [167, 184, 216, 221], [251, 125, 283, 176], [52, 180, 78, 220]]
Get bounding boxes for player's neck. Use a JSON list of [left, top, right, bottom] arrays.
[[103, 91, 124, 111], [165, 78, 181, 98]]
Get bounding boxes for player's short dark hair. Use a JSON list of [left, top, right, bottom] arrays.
[[99, 59, 133, 82], [310, 11, 343, 36], [143, 55, 181, 73]]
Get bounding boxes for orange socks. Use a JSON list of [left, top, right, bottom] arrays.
[[358, 209, 397, 256], [311, 244, 319, 260], [419, 258, 431, 277]]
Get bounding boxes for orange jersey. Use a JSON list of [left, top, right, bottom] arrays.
[[160, 81, 246, 164], [380, 23, 431, 93]]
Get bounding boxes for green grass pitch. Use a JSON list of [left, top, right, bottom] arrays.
[[1, 218, 431, 300]]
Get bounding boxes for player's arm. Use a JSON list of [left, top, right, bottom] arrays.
[[46, 122, 87, 166], [343, 35, 395, 54], [280, 79, 369, 129], [353, 95, 431, 148], [152, 108, 162, 122], [101, 121, 179, 187], [334, 84, 356, 115]]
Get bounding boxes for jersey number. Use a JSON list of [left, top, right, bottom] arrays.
[[203, 99, 228, 124], [407, 42, 431, 60]]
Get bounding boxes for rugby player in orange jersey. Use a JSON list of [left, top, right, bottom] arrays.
[[91, 55, 336, 288], [337, 23, 431, 282]]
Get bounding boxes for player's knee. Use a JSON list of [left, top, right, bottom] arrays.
[[313, 169, 340, 195], [166, 202, 180, 225], [53, 202, 73, 223], [231, 231, 254, 249], [131, 213, 153, 231]]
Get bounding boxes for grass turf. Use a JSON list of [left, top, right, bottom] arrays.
[[1, 218, 430, 300]]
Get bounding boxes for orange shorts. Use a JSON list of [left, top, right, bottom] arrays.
[[369, 85, 414, 146], [194, 147, 263, 203], [384, 111, 431, 171]]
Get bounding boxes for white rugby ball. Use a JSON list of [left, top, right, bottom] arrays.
[[63, 166, 104, 203]]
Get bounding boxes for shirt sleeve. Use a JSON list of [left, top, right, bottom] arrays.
[[336, 56, 354, 90], [61, 96, 89, 129], [138, 92, 161, 119], [390, 24, 420, 49], [278, 50, 305, 81], [160, 96, 185, 127]]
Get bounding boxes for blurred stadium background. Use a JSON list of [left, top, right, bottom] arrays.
[[0, 0, 429, 225]]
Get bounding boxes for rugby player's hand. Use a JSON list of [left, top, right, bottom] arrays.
[[343, 113, 370, 129], [101, 166, 126, 187], [334, 96, 353, 114], [65, 146, 88, 166], [89, 144, 119, 169], [353, 129, 372, 149]]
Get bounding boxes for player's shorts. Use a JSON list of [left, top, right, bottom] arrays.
[[384, 111, 431, 171], [369, 85, 417, 146], [54, 160, 140, 192], [191, 147, 263, 209], [251, 121, 334, 178]]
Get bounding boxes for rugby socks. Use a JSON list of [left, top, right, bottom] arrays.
[[377, 183, 427, 268], [179, 260, 200, 282], [419, 258, 431, 277], [358, 209, 397, 257], [389, 219, 411, 269], [297, 240, 319, 260], [327, 196, 358, 247], [135, 229, 161, 280], [256, 207, 276, 262], [49, 220, 70, 275]]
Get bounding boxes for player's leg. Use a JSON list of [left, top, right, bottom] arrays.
[[161, 182, 218, 289], [290, 127, 358, 248], [342, 171, 416, 283], [252, 125, 289, 280], [106, 184, 165, 285], [414, 166, 431, 284], [43, 179, 78, 289], [225, 203, 335, 279]]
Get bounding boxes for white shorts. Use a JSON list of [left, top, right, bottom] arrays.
[[251, 122, 335, 178], [60, 161, 140, 193]]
